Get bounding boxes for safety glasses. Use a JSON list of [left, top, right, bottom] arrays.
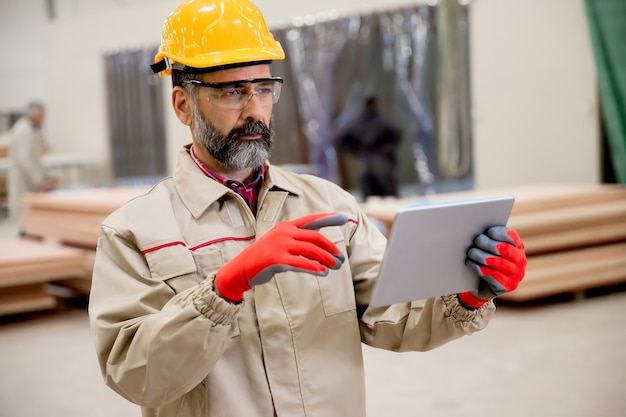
[[182, 77, 283, 110]]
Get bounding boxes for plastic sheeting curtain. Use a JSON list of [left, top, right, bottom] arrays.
[[104, 47, 167, 182], [584, 0, 626, 184], [270, 0, 472, 193]]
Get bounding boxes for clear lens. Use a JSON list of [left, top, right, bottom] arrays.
[[182, 78, 283, 109], [208, 80, 282, 110]]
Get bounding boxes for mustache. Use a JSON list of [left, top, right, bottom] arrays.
[[229, 120, 271, 140]]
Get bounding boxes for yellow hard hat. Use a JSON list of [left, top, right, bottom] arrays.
[[152, 0, 285, 75]]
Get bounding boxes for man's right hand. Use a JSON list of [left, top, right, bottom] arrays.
[[215, 212, 348, 302]]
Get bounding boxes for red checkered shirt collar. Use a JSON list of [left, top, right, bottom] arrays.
[[189, 146, 265, 215]]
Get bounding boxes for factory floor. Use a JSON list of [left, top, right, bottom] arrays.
[[1, 210, 625, 417]]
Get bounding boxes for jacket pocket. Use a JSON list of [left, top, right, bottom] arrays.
[[317, 228, 356, 317], [191, 247, 224, 279], [144, 244, 199, 294]]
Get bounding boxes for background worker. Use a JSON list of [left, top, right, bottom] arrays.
[[7, 101, 56, 219], [337, 96, 402, 199], [88, 1, 528, 416]]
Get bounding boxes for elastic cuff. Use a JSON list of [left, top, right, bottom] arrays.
[[191, 275, 242, 324], [442, 294, 491, 322]]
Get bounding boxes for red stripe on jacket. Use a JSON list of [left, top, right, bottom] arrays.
[[141, 236, 255, 254]]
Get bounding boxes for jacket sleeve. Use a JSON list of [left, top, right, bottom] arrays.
[[88, 223, 241, 408], [348, 206, 496, 352]]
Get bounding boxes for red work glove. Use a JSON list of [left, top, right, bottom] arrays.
[[458, 226, 527, 309], [215, 212, 348, 302]]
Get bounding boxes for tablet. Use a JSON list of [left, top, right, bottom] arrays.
[[369, 196, 515, 308]]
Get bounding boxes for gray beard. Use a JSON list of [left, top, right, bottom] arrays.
[[192, 104, 273, 170]]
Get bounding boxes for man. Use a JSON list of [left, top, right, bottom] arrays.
[[7, 102, 56, 219], [88, 1, 527, 416], [338, 96, 402, 199]]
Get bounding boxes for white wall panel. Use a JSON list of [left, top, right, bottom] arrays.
[[0, 0, 48, 110], [469, 0, 600, 188]]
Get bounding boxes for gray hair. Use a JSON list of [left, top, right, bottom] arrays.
[[172, 71, 201, 100]]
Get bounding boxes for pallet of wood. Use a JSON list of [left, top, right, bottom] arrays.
[[12, 186, 148, 309], [20, 186, 150, 249], [0, 238, 89, 316], [361, 183, 626, 302], [15, 183, 626, 303]]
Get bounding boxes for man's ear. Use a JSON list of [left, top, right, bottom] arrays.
[[172, 86, 193, 126]]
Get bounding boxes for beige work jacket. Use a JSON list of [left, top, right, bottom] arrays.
[[89, 146, 495, 417]]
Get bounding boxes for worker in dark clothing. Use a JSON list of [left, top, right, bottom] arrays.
[[337, 96, 402, 199]]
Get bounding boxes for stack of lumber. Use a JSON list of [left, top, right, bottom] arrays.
[[361, 183, 626, 302], [0, 239, 89, 316], [14, 183, 626, 305], [20, 186, 150, 249], [0, 186, 148, 316]]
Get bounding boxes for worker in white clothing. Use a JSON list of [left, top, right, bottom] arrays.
[[8, 102, 57, 219]]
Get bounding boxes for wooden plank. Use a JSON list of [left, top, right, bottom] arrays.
[[508, 199, 626, 236], [365, 203, 626, 255], [0, 285, 58, 317], [20, 206, 106, 248], [0, 238, 86, 265], [0, 239, 88, 287], [520, 219, 626, 255], [496, 184, 626, 214], [0, 266, 87, 287], [0, 295, 57, 316], [362, 184, 626, 256], [501, 243, 626, 302], [362, 183, 626, 225], [21, 186, 149, 214], [20, 186, 149, 248]]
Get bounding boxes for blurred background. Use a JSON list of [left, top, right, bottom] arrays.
[[1, 0, 621, 196], [0, 0, 625, 416]]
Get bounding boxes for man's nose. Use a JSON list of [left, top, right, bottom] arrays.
[[240, 93, 266, 121]]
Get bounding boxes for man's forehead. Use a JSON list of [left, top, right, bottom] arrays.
[[201, 64, 272, 83]]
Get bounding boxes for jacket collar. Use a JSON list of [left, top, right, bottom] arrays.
[[173, 145, 304, 218]]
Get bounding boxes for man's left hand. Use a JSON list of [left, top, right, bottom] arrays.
[[458, 226, 527, 309]]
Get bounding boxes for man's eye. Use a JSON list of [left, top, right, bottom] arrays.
[[256, 86, 273, 96], [220, 88, 245, 98]]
